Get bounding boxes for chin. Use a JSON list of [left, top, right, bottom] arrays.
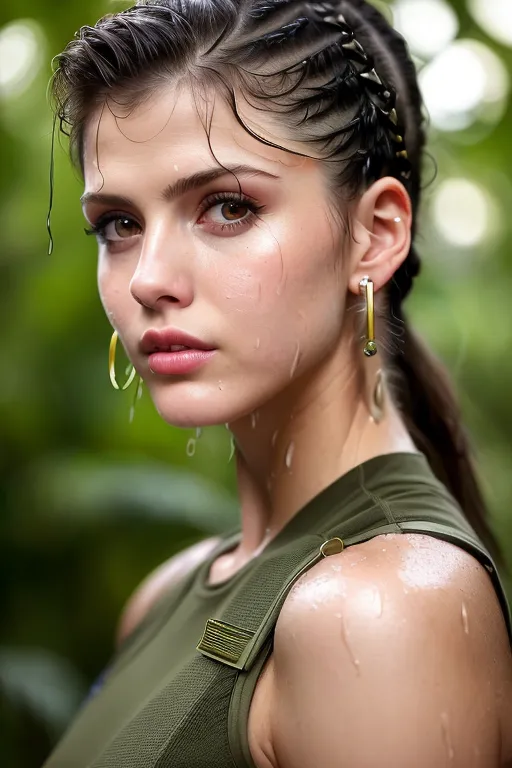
[[149, 384, 252, 430]]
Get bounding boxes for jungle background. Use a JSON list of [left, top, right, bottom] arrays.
[[1, 0, 512, 765]]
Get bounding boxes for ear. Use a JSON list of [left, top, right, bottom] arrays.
[[346, 178, 412, 296]]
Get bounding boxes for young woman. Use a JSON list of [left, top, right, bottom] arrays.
[[45, 0, 512, 765]]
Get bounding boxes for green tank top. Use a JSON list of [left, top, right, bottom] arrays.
[[43, 452, 511, 768]]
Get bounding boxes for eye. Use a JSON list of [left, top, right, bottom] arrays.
[[84, 215, 142, 247], [198, 192, 265, 232], [207, 200, 251, 224]]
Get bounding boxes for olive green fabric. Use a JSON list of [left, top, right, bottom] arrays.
[[42, 452, 511, 768]]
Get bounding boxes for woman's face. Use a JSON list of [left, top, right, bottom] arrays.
[[82, 84, 351, 428]]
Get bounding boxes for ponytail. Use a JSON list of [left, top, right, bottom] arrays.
[[392, 312, 505, 570]]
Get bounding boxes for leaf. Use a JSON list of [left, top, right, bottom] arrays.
[[28, 455, 238, 534], [0, 647, 86, 738]]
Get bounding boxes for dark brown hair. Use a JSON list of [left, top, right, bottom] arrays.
[[50, 0, 503, 565]]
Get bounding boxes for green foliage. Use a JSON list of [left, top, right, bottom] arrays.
[[1, 1, 511, 765]]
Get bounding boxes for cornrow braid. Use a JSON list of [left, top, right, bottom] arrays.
[[335, 0, 425, 305], [222, 4, 416, 208], [310, 8, 412, 181], [250, 0, 297, 19]]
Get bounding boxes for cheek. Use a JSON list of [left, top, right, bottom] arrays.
[[97, 259, 115, 322], [214, 223, 345, 366], [97, 259, 108, 304], [96, 256, 134, 327]]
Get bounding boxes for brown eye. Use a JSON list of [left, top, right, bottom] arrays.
[[220, 202, 249, 221], [197, 192, 263, 234], [112, 217, 141, 238]]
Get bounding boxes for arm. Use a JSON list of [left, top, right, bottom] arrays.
[[116, 536, 221, 647], [270, 534, 512, 768]]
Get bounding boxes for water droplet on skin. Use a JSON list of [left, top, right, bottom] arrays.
[[339, 613, 360, 675], [251, 412, 257, 429], [372, 589, 383, 618], [186, 438, 196, 457], [255, 337, 261, 350], [173, 164, 179, 171], [461, 603, 469, 635], [290, 342, 301, 379], [440, 712, 455, 761], [218, 380, 224, 391], [271, 430, 279, 447], [349, 556, 367, 567], [285, 442, 295, 470]]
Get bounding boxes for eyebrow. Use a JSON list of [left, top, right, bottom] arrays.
[[80, 164, 279, 208]]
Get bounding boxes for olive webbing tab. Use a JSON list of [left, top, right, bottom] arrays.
[[196, 619, 256, 668]]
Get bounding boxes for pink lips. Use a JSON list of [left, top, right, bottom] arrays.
[[140, 328, 216, 376]]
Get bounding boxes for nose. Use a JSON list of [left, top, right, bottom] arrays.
[[129, 224, 194, 310]]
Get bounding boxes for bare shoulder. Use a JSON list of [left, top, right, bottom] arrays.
[[116, 536, 221, 647], [270, 534, 512, 768]]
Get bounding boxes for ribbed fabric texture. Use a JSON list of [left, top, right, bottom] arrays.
[[43, 452, 511, 768]]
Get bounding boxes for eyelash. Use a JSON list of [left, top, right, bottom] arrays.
[[84, 192, 265, 245]]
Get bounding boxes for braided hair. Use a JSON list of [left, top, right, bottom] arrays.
[[50, 0, 503, 564]]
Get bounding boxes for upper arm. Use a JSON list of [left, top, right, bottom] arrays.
[[270, 534, 512, 768], [116, 536, 220, 647]]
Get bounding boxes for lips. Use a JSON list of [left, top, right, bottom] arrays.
[[140, 329, 215, 355]]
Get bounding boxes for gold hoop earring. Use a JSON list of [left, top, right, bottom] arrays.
[[109, 330, 137, 390], [359, 277, 377, 357]]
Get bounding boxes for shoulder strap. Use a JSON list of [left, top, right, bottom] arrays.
[[223, 516, 511, 768], [197, 534, 326, 670]]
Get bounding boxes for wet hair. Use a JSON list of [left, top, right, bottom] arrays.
[[50, 0, 503, 564]]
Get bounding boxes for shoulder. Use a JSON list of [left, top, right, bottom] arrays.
[[116, 535, 221, 647], [269, 533, 512, 768]]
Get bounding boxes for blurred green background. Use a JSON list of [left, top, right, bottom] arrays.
[[1, 0, 512, 765]]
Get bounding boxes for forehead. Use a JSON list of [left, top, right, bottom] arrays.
[[82, 83, 314, 189]]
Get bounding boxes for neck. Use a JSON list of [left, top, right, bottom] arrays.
[[229, 347, 417, 561]]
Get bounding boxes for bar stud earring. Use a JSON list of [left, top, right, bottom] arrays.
[[359, 277, 377, 357]]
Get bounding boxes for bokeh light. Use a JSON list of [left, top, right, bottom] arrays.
[[419, 39, 509, 131], [393, 0, 459, 59], [0, 19, 45, 99], [468, 0, 512, 49], [431, 177, 498, 248]]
